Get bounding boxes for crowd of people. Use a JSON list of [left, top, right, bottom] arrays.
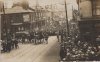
[[0, 31, 49, 53], [1, 38, 19, 53], [0, 31, 19, 53], [59, 33, 100, 61]]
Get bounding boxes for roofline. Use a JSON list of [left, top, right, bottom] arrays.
[[0, 11, 33, 15]]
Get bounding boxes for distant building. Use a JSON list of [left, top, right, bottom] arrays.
[[30, 6, 47, 31]]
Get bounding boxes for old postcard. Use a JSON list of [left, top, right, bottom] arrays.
[[0, 0, 100, 62]]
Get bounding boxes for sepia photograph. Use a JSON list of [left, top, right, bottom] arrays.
[[0, 0, 100, 62]]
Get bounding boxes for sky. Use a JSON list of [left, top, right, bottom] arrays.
[[0, 0, 78, 9], [0, 0, 78, 20]]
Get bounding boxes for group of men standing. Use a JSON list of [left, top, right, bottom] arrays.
[[1, 33, 19, 53], [1, 39, 18, 53]]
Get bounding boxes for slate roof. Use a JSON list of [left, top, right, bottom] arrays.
[[0, 6, 33, 14]]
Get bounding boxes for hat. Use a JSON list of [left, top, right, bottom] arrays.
[[61, 46, 64, 47], [98, 35, 100, 38]]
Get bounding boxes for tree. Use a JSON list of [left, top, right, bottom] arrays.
[[12, 0, 29, 10], [12, 2, 21, 8], [21, 0, 29, 10]]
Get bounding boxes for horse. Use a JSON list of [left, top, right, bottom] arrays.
[[29, 31, 49, 44], [34, 32, 45, 44], [29, 32, 36, 44]]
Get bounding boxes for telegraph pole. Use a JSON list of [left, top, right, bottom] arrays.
[[35, 0, 39, 31], [51, 4, 54, 22], [0, 1, 2, 40], [0, 14, 1, 41], [64, 0, 69, 37], [50, 0, 54, 28]]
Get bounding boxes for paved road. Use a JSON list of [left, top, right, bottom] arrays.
[[0, 36, 60, 62]]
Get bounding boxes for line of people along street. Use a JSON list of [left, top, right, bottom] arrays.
[[0, 31, 19, 53], [1, 38, 19, 53], [0, 31, 49, 53], [59, 30, 100, 61]]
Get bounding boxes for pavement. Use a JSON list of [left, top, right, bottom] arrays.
[[0, 36, 60, 62]]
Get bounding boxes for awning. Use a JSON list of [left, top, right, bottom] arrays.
[[11, 23, 23, 25], [16, 31, 29, 35]]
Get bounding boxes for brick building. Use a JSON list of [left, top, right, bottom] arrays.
[[77, 0, 100, 41], [0, 6, 33, 40]]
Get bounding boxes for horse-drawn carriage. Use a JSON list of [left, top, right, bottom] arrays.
[[30, 31, 49, 44], [15, 31, 49, 44], [15, 31, 30, 43]]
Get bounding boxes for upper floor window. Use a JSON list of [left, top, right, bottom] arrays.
[[93, 0, 100, 16], [96, 8, 100, 15], [80, 0, 90, 3]]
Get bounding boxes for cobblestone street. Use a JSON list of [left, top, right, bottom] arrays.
[[0, 36, 60, 62]]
